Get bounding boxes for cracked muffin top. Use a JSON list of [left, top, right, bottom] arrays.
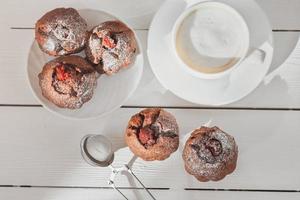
[[85, 21, 137, 75], [125, 108, 179, 161], [182, 126, 238, 182], [38, 55, 97, 109], [35, 8, 87, 56]]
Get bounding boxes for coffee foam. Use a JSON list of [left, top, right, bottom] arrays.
[[176, 4, 248, 73]]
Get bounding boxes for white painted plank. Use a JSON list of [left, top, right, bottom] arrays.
[[0, 107, 300, 190], [0, 0, 299, 30], [1, 188, 300, 200], [259, 0, 300, 30], [0, 29, 299, 108], [0, 0, 163, 29]]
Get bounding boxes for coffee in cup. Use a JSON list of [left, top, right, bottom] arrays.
[[173, 2, 250, 79]]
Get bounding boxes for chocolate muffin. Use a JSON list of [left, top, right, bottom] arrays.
[[125, 108, 179, 161], [35, 8, 87, 56], [86, 21, 137, 75], [38, 55, 97, 109], [182, 126, 238, 182]]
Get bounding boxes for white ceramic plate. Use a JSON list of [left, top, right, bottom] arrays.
[[27, 9, 143, 119], [148, 0, 274, 106]]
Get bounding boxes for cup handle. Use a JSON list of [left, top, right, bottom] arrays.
[[247, 48, 266, 64], [247, 42, 273, 64], [223, 41, 273, 85]]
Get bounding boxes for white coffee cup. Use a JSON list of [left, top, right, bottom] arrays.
[[172, 1, 250, 79]]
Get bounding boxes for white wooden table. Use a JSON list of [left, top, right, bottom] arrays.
[[0, 0, 300, 199]]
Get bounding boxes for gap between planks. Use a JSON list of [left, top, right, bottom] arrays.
[[1, 104, 300, 112], [9, 27, 300, 32], [0, 185, 168, 190], [185, 188, 300, 193], [1, 185, 300, 193]]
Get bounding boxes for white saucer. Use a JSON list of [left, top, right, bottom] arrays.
[[27, 9, 143, 120], [148, 0, 274, 106]]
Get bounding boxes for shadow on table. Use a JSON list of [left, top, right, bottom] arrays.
[[232, 32, 300, 107], [267, 32, 299, 76]]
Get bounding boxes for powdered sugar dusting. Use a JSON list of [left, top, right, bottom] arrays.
[[35, 8, 87, 56], [39, 56, 97, 109], [183, 126, 238, 181], [86, 21, 137, 75], [125, 108, 179, 161]]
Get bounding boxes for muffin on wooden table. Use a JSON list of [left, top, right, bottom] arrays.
[[86, 21, 137, 75], [38, 55, 97, 109], [35, 8, 87, 56], [125, 108, 179, 161], [182, 126, 238, 182]]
